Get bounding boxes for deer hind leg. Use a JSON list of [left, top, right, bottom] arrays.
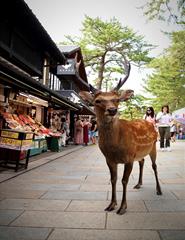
[[117, 162, 133, 215], [150, 145, 162, 195], [105, 161, 117, 212], [133, 159, 145, 189]]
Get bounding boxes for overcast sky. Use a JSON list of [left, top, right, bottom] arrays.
[[24, 0, 179, 93]]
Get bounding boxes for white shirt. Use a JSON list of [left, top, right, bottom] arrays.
[[156, 112, 173, 127]]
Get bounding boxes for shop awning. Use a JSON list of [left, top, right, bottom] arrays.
[[0, 57, 80, 111]]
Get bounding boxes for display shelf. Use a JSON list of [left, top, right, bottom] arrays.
[[46, 136, 62, 152], [30, 138, 47, 156], [0, 129, 34, 171]]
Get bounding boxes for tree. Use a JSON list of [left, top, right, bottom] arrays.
[[120, 94, 148, 119], [142, 0, 185, 26], [60, 16, 153, 90], [143, 30, 185, 112]]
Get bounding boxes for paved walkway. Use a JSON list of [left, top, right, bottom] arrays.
[[0, 141, 185, 240]]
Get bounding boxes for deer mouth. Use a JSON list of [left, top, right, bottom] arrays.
[[106, 108, 118, 116]]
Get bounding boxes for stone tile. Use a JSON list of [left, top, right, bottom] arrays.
[[0, 183, 50, 191], [80, 184, 115, 192], [66, 200, 108, 212], [67, 200, 147, 212], [0, 226, 51, 240], [128, 179, 163, 186], [11, 211, 106, 229], [10, 178, 83, 184], [49, 184, 80, 191], [145, 199, 185, 212], [160, 173, 182, 179], [107, 213, 185, 230], [0, 190, 46, 199], [85, 176, 110, 184], [0, 183, 80, 191], [59, 175, 86, 180], [0, 210, 23, 225], [20, 174, 86, 181], [160, 184, 185, 191], [159, 230, 185, 240], [161, 178, 185, 184], [0, 196, 4, 201], [48, 229, 160, 240], [108, 188, 176, 201], [0, 199, 70, 211], [41, 191, 107, 200], [0, 174, 17, 183], [172, 190, 185, 199]]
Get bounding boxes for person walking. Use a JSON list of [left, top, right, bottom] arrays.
[[156, 105, 173, 151]]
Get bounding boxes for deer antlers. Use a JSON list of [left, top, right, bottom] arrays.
[[113, 60, 131, 91], [89, 60, 131, 94], [74, 53, 81, 73]]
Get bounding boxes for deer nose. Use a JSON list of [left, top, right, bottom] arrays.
[[107, 108, 117, 116]]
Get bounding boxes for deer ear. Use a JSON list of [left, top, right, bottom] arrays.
[[119, 89, 134, 101], [79, 91, 94, 104]]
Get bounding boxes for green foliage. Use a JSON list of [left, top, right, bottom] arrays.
[[60, 16, 153, 90], [119, 94, 148, 120], [143, 0, 185, 26], [143, 30, 185, 112]]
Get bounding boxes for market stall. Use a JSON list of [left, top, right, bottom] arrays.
[[1, 112, 67, 153], [0, 129, 34, 171]]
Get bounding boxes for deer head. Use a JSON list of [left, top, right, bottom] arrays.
[[80, 61, 133, 119]]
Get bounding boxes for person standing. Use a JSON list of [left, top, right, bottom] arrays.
[[90, 118, 98, 144], [170, 120, 177, 142], [74, 116, 83, 145], [60, 117, 67, 147], [83, 118, 92, 146], [156, 105, 173, 151], [143, 107, 156, 127]]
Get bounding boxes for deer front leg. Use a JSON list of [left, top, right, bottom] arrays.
[[152, 162, 162, 195], [150, 146, 162, 195], [105, 161, 117, 212], [133, 159, 144, 189], [117, 162, 133, 215]]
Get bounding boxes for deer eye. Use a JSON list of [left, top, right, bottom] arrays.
[[112, 99, 119, 103], [95, 99, 101, 104]]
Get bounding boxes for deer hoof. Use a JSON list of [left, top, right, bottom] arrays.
[[157, 190, 162, 195], [104, 202, 117, 211], [133, 183, 142, 189], [117, 208, 126, 215]]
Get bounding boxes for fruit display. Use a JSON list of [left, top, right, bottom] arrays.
[[2, 113, 62, 137]]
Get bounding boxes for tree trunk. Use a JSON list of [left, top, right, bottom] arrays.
[[97, 54, 106, 90]]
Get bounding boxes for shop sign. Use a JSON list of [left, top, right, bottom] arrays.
[[1, 131, 19, 139], [0, 137, 33, 150], [0, 130, 34, 140], [26, 133, 34, 139], [57, 59, 75, 75]]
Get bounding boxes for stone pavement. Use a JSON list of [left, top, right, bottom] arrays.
[[0, 141, 185, 240]]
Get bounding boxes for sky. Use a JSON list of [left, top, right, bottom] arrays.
[[24, 0, 180, 94]]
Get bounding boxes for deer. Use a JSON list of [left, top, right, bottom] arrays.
[[79, 60, 162, 215]]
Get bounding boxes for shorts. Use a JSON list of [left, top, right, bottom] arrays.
[[90, 131, 96, 137]]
